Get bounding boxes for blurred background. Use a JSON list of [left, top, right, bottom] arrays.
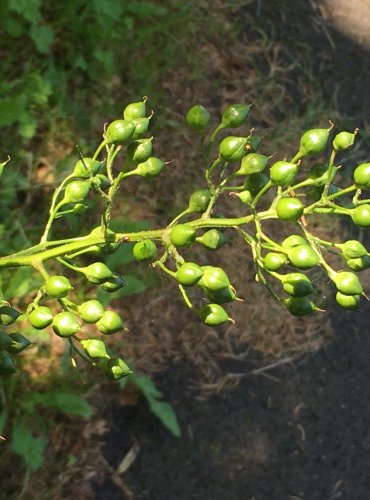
[[1, 1, 370, 498]]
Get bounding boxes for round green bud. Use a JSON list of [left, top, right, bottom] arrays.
[[270, 161, 298, 186], [131, 117, 151, 140], [351, 204, 370, 228], [73, 157, 101, 179], [84, 262, 113, 284], [281, 273, 313, 297], [282, 235, 307, 249], [100, 275, 126, 292], [354, 163, 370, 190], [176, 262, 204, 286], [340, 240, 368, 259], [236, 153, 269, 175], [199, 303, 229, 326], [186, 105, 210, 133], [72, 203, 87, 214], [123, 99, 146, 121], [262, 252, 287, 271], [196, 229, 226, 251], [219, 136, 247, 162], [188, 189, 211, 213], [333, 131, 356, 151], [52, 312, 80, 338], [236, 190, 252, 205], [332, 271, 363, 295], [287, 244, 320, 270], [127, 138, 153, 163], [335, 292, 360, 310], [136, 157, 164, 178], [299, 128, 330, 156], [346, 255, 370, 272], [79, 300, 104, 324], [284, 297, 316, 317], [133, 240, 157, 261], [200, 267, 230, 291], [92, 174, 111, 191], [28, 306, 53, 330], [106, 357, 132, 380], [97, 310, 124, 335], [206, 286, 237, 304], [275, 197, 304, 221], [221, 103, 251, 128], [106, 119, 135, 144], [81, 339, 108, 359], [169, 224, 196, 247], [45, 276, 72, 298], [64, 180, 90, 203]]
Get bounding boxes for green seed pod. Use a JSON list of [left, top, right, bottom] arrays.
[[299, 128, 330, 156], [186, 104, 210, 133], [188, 189, 211, 213], [100, 275, 126, 292], [199, 303, 229, 326], [0, 331, 12, 351], [281, 273, 314, 297], [340, 240, 368, 259], [133, 240, 157, 261], [335, 292, 360, 310], [0, 351, 16, 376], [106, 119, 135, 144], [73, 157, 102, 179], [136, 157, 164, 178], [287, 244, 320, 270], [219, 136, 247, 162], [64, 180, 90, 203], [81, 339, 108, 359], [196, 229, 226, 250], [106, 357, 132, 380], [236, 190, 252, 205], [131, 117, 151, 140], [236, 153, 269, 175], [221, 103, 251, 128], [84, 262, 113, 284], [90, 226, 119, 255], [97, 310, 124, 335], [332, 271, 363, 295], [0, 305, 20, 326], [79, 300, 104, 324], [354, 163, 370, 190], [28, 306, 53, 330], [127, 138, 153, 163], [170, 224, 196, 247], [282, 235, 307, 249], [7, 333, 32, 354], [91, 174, 111, 191], [333, 131, 356, 151], [270, 161, 298, 186], [351, 204, 370, 228], [52, 312, 80, 338], [123, 99, 146, 121], [200, 267, 230, 291], [262, 252, 287, 271], [244, 173, 269, 196], [176, 262, 204, 286], [284, 297, 316, 317], [206, 286, 237, 304], [45, 275, 72, 298], [346, 255, 370, 272], [72, 203, 87, 214], [275, 197, 304, 221]]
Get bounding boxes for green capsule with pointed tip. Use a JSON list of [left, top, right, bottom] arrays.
[[221, 104, 251, 128], [186, 105, 210, 133], [196, 229, 226, 250]]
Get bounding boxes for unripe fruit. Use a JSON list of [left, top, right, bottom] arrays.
[[131, 117, 151, 140], [206, 286, 237, 304], [84, 262, 113, 284], [351, 204, 370, 227], [186, 104, 210, 133], [73, 157, 101, 178], [335, 292, 360, 310], [176, 262, 204, 286], [219, 136, 247, 162], [106, 358, 132, 380], [262, 252, 287, 271], [284, 297, 316, 316], [52, 312, 80, 338], [79, 300, 104, 324], [106, 120, 135, 144], [236, 153, 268, 175], [136, 157, 164, 178], [282, 235, 307, 249], [28, 306, 53, 329], [188, 189, 211, 213], [196, 229, 226, 250], [287, 245, 320, 270], [127, 138, 153, 163], [169, 224, 196, 247], [97, 310, 124, 335], [340, 240, 368, 259], [81, 339, 108, 358], [236, 190, 252, 205], [45, 276, 72, 298], [123, 100, 146, 121], [64, 180, 90, 203], [199, 267, 230, 291], [221, 103, 251, 128], [346, 255, 370, 272], [332, 271, 363, 295], [354, 163, 370, 190], [133, 240, 157, 261], [72, 203, 87, 214], [275, 197, 304, 221], [199, 303, 229, 326], [281, 273, 313, 297], [333, 131, 356, 151], [100, 275, 126, 292], [299, 128, 330, 156], [270, 161, 298, 186]]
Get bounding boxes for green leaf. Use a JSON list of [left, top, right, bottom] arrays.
[[132, 374, 163, 400], [24, 392, 93, 418], [0, 95, 27, 127], [19, 114, 38, 139], [30, 24, 54, 54], [9, 0, 41, 24], [0, 409, 8, 434], [11, 424, 46, 471], [4, 267, 42, 299], [105, 244, 135, 269], [149, 400, 181, 437]]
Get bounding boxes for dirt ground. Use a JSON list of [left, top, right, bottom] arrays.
[[87, 2, 370, 499]]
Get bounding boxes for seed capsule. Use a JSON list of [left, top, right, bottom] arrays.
[[186, 104, 210, 133]]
